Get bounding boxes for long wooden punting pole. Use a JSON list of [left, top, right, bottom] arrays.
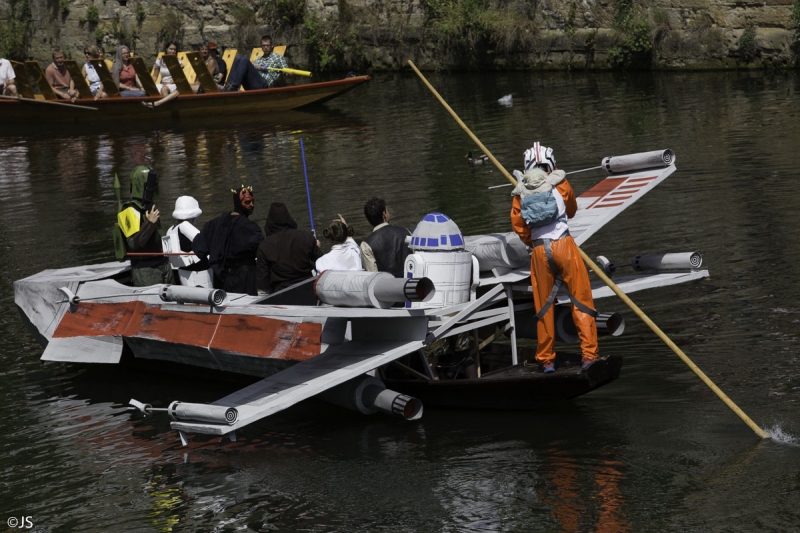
[[0, 94, 98, 111], [267, 67, 312, 77], [127, 252, 195, 256], [407, 59, 769, 440]]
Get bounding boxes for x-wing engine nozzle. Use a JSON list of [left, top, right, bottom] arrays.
[[129, 399, 238, 425], [601, 149, 675, 174], [320, 375, 423, 421], [514, 309, 625, 343], [160, 285, 227, 306], [633, 252, 702, 271], [167, 401, 238, 425], [314, 271, 435, 309], [596, 252, 703, 276], [555, 309, 625, 343]]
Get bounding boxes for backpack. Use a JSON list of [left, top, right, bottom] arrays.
[[112, 203, 142, 261], [520, 190, 564, 228]]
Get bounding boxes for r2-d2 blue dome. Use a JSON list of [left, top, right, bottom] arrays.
[[409, 212, 465, 251], [406, 213, 475, 308]]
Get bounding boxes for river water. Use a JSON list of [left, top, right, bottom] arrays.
[[1, 70, 799, 532]]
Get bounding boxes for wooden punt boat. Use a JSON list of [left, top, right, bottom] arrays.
[[0, 75, 371, 124]]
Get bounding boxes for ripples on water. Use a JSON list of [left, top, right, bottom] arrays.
[[1, 70, 800, 531]]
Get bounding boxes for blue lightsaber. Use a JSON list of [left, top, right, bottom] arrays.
[[300, 137, 315, 237]]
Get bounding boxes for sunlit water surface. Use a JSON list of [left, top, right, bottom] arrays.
[[1, 70, 799, 532]]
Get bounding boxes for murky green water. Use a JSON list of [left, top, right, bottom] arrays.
[[1, 70, 799, 532]]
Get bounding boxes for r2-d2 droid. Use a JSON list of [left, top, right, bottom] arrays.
[[405, 213, 479, 308]]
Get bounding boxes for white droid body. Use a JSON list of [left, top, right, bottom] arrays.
[[404, 213, 478, 309]]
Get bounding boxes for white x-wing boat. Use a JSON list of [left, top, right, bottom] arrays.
[[14, 150, 708, 443]]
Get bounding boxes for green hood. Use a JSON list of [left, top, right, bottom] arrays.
[[129, 165, 152, 209]]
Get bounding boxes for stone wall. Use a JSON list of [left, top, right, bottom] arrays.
[[1, 0, 797, 68]]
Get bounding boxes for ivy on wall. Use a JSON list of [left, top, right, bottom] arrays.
[[608, 0, 652, 68], [0, 0, 33, 60]]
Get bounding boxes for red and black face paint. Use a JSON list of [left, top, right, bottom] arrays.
[[232, 186, 255, 216]]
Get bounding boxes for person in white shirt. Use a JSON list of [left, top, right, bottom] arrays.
[[0, 57, 18, 96], [316, 215, 362, 272]]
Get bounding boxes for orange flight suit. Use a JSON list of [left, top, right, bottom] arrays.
[[510, 178, 599, 364]]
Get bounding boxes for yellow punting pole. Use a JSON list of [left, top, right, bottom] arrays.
[[407, 59, 769, 440], [407, 61, 514, 188], [578, 251, 769, 439], [267, 67, 312, 77]]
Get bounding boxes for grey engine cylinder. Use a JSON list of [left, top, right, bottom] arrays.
[[633, 252, 702, 271], [160, 285, 227, 306], [320, 375, 423, 421], [168, 401, 238, 425], [602, 149, 675, 174], [315, 270, 435, 309], [555, 310, 625, 343], [515, 309, 625, 343]]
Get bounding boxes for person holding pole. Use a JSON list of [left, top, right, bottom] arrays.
[[407, 60, 767, 439], [510, 143, 599, 374], [222, 35, 288, 91]]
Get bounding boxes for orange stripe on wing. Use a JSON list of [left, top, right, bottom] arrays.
[[579, 177, 627, 199], [211, 315, 321, 361], [53, 301, 146, 338], [128, 304, 221, 345], [53, 301, 322, 362]]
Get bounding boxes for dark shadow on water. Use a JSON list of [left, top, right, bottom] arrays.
[[2, 107, 365, 139]]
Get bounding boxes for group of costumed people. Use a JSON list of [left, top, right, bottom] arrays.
[[116, 174, 407, 297], [115, 140, 598, 375]]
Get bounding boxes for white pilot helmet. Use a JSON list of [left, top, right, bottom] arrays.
[[172, 195, 202, 220], [523, 142, 556, 173]]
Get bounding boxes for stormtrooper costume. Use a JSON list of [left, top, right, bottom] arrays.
[[164, 196, 212, 287]]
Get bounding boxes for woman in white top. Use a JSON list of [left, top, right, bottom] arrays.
[[82, 45, 107, 100], [315, 215, 362, 272], [153, 41, 183, 96]]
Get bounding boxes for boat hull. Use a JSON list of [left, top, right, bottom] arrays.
[[0, 75, 370, 124], [386, 354, 622, 409]]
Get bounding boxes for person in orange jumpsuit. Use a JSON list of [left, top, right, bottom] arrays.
[[510, 142, 599, 373]]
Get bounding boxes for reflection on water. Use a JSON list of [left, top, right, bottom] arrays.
[[2, 70, 800, 531]]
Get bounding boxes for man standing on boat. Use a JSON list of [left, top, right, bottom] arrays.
[[360, 197, 411, 277], [222, 36, 288, 91], [509, 143, 599, 374], [192, 186, 264, 295], [0, 57, 17, 96]]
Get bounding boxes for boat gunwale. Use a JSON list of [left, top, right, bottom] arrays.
[[0, 74, 372, 110]]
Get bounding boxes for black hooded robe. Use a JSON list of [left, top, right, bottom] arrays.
[[257, 203, 321, 293], [193, 212, 263, 295]]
